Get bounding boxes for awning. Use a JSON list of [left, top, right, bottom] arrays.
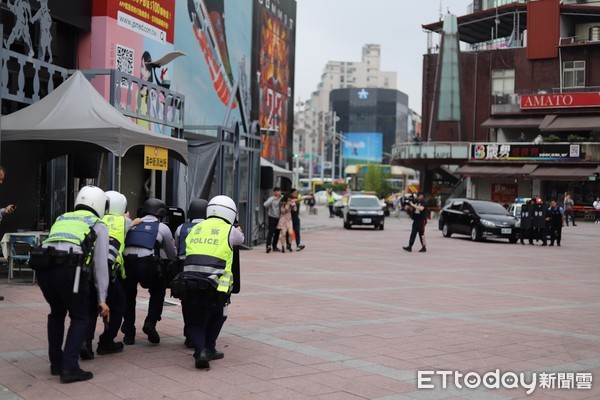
[[481, 117, 544, 129], [528, 166, 599, 180], [456, 164, 538, 177], [539, 115, 600, 132]]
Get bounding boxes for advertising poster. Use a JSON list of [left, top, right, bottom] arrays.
[[342, 132, 383, 164], [491, 183, 518, 205], [90, 0, 177, 134], [172, 0, 252, 128], [251, 0, 297, 164]]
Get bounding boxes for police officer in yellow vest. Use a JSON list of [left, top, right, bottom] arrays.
[[32, 185, 110, 384], [80, 191, 140, 359], [178, 195, 244, 369]]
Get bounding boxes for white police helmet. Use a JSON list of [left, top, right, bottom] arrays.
[[75, 185, 108, 218], [206, 195, 237, 224], [105, 191, 127, 216]]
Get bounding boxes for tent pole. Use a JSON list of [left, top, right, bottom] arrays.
[[118, 156, 122, 192]]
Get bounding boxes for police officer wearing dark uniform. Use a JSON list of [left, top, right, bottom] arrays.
[[32, 185, 110, 383], [531, 198, 547, 246], [174, 198, 208, 348], [519, 200, 533, 245], [172, 195, 244, 369], [122, 198, 176, 345], [546, 200, 564, 247]]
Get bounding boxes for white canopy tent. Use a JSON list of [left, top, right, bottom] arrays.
[[0, 70, 188, 189]]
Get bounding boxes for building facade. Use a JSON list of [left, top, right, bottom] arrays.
[[395, 0, 600, 207]]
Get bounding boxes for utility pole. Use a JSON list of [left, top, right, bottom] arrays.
[[320, 112, 325, 180], [331, 111, 336, 181]]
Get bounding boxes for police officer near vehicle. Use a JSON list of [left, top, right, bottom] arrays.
[[32, 185, 110, 383], [174, 198, 209, 348], [176, 195, 244, 369], [531, 198, 547, 246], [80, 191, 140, 359], [519, 200, 533, 245], [403, 192, 428, 253], [546, 200, 564, 247], [121, 198, 176, 345]]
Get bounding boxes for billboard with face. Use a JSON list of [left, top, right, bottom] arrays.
[[251, 0, 297, 165]]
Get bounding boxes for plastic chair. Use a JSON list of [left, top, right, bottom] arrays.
[[8, 235, 38, 284]]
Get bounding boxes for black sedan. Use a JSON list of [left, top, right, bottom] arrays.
[[438, 199, 520, 243], [342, 195, 385, 230]]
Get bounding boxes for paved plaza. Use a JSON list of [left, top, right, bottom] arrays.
[[0, 209, 599, 399]]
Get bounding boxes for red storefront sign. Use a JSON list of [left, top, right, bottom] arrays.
[[491, 183, 518, 205], [520, 92, 600, 109]]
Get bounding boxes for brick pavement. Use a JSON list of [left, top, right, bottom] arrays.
[[0, 209, 599, 399]]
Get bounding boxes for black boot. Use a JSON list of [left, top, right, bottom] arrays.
[[80, 341, 94, 360], [143, 321, 160, 344], [194, 349, 210, 369], [97, 341, 124, 355], [60, 368, 93, 384]]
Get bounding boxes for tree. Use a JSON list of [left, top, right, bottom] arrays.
[[363, 164, 390, 198]]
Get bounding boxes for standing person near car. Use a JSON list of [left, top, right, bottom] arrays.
[[594, 197, 600, 224], [326, 188, 336, 218], [31, 185, 110, 383], [563, 193, 576, 226], [122, 198, 176, 345], [263, 187, 282, 253], [531, 198, 547, 246], [546, 200, 564, 246], [289, 188, 306, 251], [519, 200, 533, 245], [403, 192, 428, 253]]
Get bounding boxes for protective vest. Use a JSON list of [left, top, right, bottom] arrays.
[[183, 218, 233, 293], [177, 222, 197, 257], [125, 221, 159, 251], [547, 207, 563, 226], [102, 214, 126, 279], [327, 194, 335, 205], [44, 210, 99, 262]]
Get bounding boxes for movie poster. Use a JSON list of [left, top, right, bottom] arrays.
[[251, 0, 297, 165]]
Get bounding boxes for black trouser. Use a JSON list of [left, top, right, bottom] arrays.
[[292, 215, 301, 246], [550, 225, 562, 245], [84, 278, 126, 346], [37, 265, 90, 372], [122, 258, 165, 336], [181, 289, 227, 356], [266, 216, 280, 248], [328, 204, 334, 217], [520, 227, 533, 244], [408, 220, 426, 247], [564, 210, 575, 226]]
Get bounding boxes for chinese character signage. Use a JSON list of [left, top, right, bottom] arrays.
[[491, 183, 517, 204], [471, 143, 581, 161], [144, 145, 168, 170]]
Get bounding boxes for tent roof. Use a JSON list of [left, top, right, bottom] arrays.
[[0, 71, 188, 164], [260, 157, 292, 180]]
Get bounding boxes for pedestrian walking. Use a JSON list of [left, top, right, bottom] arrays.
[[263, 186, 282, 253], [403, 192, 428, 253], [546, 200, 564, 246], [172, 195, 244, 369], [122, 198, 176, 345], [30, 185, 110, 383], [289, 188, 306, 251], [0, 165, 15, 302], [563, 193, 576, 226], [593, 197, 600, 224]]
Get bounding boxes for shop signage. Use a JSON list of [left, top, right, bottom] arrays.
[[471, 143, 581, 161], [520, 92, 600, 109], [144, 146, 168, 170], [491, 183, 518, 204]]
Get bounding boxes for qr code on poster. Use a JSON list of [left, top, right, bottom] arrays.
[[115, 44, 134, 87]]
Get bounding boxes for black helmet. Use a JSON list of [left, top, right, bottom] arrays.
[[188, 198, 208, 220], [141, 198, 167, 218]]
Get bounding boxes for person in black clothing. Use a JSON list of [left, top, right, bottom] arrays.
[[403, 192, 428, 253], [288, 188, 306, 251], [519, 200, 533, 245], [546, 200, 564, 246], [531, 199, 547, 246]]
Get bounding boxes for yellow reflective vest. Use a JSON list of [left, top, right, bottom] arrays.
[[184, 218, 233, 293], [44, 210, 100, 263], [102, 214, 126, 279]]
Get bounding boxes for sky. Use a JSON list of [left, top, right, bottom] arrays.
[[294, 0, 473, 114]]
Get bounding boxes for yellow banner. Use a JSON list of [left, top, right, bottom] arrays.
[[144, 146, 168, 171]]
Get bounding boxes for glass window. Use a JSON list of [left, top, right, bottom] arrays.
[[491, 69, 515, 95], [563, 60, 585, 88]]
